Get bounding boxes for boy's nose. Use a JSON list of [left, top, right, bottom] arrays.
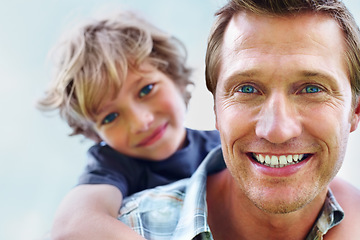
[[128, 106, 154, 134], [255, 93, 302, 143]]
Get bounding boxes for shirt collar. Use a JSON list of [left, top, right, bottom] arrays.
[[172, 145, 224, 239], [306, 188, 344, 240]]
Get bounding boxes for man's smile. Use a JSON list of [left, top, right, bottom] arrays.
[[251, 153, 311, 168]]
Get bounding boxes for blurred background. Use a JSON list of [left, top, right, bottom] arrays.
[[0, 0, 359, 239]]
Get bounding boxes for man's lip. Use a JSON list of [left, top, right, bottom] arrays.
[[136, 124, 167, 147], [248, 152, 312, 177]]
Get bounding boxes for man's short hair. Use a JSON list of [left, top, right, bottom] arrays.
[[205, 0, 360, 105]]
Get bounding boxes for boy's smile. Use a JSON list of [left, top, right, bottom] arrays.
[[135, 122, 168, 148]]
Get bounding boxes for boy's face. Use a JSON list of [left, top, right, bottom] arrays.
[[94, 62, 187, 160]]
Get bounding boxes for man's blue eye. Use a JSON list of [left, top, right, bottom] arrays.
[[238, 85, 257, 93], [102, 112, 119, 125], [303, 85, 321, 93], [139, 84, 154, 98]]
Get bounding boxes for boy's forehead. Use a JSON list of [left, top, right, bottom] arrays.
[[136, 61, 157, 72]]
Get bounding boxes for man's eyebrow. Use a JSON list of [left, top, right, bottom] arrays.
[[298, 70, 339, 83], [300, 70, 328, 78], [221, 70, 261, 91], [224, 70, 337, 81]]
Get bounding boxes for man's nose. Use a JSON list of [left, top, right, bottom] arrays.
[[255, 93, 302, 143], [128, 105, 154, 133]]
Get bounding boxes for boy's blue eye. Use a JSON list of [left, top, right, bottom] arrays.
[[302, 85, 321, 93], [102, 112, 119, 125], [139, 84, 154, 98], [238, 85, 257, 93]]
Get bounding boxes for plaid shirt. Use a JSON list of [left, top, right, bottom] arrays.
[[118, 146, 344, 240]]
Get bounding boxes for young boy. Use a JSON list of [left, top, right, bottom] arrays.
[[38, 10, 221, 239]]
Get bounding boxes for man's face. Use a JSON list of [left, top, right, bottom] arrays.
[[214, 11, 360, 213]]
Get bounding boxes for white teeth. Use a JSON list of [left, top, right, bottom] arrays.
[[259, 154, 265, 163], [279, 156, 287, 165], [270, 156, 279, 166], [253, 153, 307, 168], [265, 155, 271, 164]]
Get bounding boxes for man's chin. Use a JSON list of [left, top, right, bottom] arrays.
[[254, 200, 307, 214], [247, 189, 315, 215]]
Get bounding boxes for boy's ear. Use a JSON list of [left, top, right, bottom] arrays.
[[350, 96, 360, 132]]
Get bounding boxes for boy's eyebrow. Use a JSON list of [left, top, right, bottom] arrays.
[[96, 101, 113, 117], [95, 75, 146, 117], [130, 75, 146, 89]]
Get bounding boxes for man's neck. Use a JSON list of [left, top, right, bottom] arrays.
[[206, 170, 328, 240]]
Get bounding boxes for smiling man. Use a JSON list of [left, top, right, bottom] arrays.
[[214, 6, 353, 216], [118, 0, 360, 239], [204, 0, 360, 238]]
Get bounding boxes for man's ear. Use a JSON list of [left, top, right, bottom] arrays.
[[214, 104, 219, 130], [350, 96, 360, 132]]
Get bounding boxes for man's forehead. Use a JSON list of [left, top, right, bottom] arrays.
[[217, 10, 348, 90], [223, 11, 343, 53]]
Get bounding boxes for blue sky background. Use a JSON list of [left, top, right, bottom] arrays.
[[1, 1, 359, 239]]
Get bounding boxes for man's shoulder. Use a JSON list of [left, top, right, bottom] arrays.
[[330, 177, 360, 205], [327, 177, 360, 239]]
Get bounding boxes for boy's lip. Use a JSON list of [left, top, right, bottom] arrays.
[[136, 123, 168, 147]]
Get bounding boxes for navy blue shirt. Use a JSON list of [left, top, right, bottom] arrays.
[[78, 128, 221, 198]]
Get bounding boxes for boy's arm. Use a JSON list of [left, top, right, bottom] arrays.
[[51, 184, 146, 240]]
